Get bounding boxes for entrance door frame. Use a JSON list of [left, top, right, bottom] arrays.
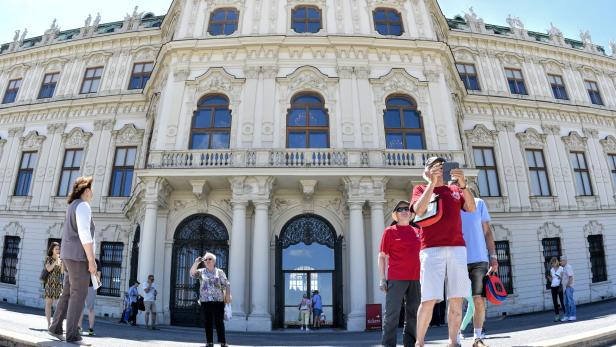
[[274, 213, 344, 329]]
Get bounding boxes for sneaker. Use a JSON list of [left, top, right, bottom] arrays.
[[561, 316, 569, 322], [300, 326, 304, 331], [67, 339, 91, 346], [473, 338, 489, 347], [568, 316, 576, 321], [553, 315, 560, 322], [88, 329, 95, 336], [78, 327, 83, 335], [457, 331, 464, 343], [47, 331, 65, 341], [306, 327, 310, 331]]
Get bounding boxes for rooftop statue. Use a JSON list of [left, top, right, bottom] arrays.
[[506, 15, 524, 30], [547, 23, 562, 38]]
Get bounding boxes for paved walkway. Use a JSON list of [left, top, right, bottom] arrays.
[[0, 299, 615, 346]]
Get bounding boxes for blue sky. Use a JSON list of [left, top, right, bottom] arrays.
[[0, 1, 614, 54]]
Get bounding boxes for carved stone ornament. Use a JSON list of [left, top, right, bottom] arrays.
[[20, 130, 46, 150], [112, 123, 144, 145], [600, 135, 616, 153], [206, 0, 245, 8], [495, 52, 525, 68], [370, 68, 428, 105], [539, 58, 565, 74], [94, 119, 115, 131], [278, 214, 337, 248], [583, 220, 603, 238], [490, 224, 512, 240], [42, 57, 69, 71], [561, 131, 587, 151], [516, 128, 546, 149], [465, 124, 498, 146], [2, 221, 26, 238], [186, 67, 245, 102], [62, 127, 93, 148], [452, 47, 479, 64], [100, 224, 130, 243], [537, 221, 562, 238], [46, 222, 63, 239], [83, 51, 112, 66], [277, 65, 338, 101], [129, 45, 158, 62], [7, 63, 30, 79]]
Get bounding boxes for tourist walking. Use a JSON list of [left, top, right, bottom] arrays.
[[378, 200, 421, 347], [560, 256, 576, 321], [48, 176, 97, 345], [78, 259, 101, 336], [127, 281, 140, 326], [458, 194, 498, 347], [311, 290, 323, 329], [411, 157, 476, 347], [143, 274, 158, 329], [548, 257, 565, 322], [190, 252, 231, 347], [43, 242, 63, 328], [298, 293, 312, 331]]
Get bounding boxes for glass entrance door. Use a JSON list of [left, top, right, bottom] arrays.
[[283, 270, 333, 327]]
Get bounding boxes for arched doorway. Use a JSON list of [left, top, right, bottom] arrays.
[[274, 214, 343, 329], [170, 214, 229, 326]]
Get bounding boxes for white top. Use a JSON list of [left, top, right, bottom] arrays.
[[75, 201, 95, 253], [550, 266, 563, 287], [561, 264, 574, 288], [142, 282, 157, 301]]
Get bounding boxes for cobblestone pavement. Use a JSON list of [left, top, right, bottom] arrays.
[[0, 299, 615, 346]]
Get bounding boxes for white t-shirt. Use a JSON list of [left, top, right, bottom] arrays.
[[142, 282, 157, 302], [550, 266, 563, 287], [561, 264, 574, 288]]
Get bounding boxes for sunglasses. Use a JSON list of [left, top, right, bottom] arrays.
[[205, 258, 214, 261], [395, 207, 410, 213]]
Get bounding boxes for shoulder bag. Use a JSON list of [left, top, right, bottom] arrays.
[[413, 194, 443, 228]]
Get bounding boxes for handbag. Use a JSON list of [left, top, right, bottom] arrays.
[[224, 303, 232, 321], [413, 194, 443, 228], [40, 268, 50, 283]]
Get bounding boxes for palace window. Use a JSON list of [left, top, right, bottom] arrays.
[[570, 151, 593, 196], [2, 79, 22, 104], [128, 62, 154, 89], [109, 147, 137, 197], [384, 95, 424, 150], [287, 93, 329, 148], [541, 237, 561, 290], [548, 74, 568, 100], [208, 8, 239, 36], [585, 80, 603, 105], [80, 67, 103, 94], [473, 147, 501, 196], [526, 149, 551, 196], [1, 236, 20, 284], [588, 235, 607, 283], [373, 8, 404, 36], [14, 151, 38, 196], [190, 94, 232, 150], [608, 154, 616, 188], [291, 5, 322, 33], [495, 241, 513, 294], [505, 68, 527, 95], [38, 72, 59, 99], [57, 149, 83, 197], [99, 242, 124, 297], [456, 63, 480, 91]]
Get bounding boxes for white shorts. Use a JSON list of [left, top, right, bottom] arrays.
[[419, 246, 471, 303]]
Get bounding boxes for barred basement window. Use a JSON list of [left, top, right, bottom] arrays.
[[588, 235, 607, 283], [495, 240, 513, 294], [541, 237, 561, 290], [99, 242, 124, 297], [1, 236, 20, 284]]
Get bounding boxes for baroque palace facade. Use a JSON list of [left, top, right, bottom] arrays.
[[0, 0, 614, 331]]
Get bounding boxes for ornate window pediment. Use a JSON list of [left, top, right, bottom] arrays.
[[561, 131, 587, 151], [83, 51, 113, 66], [583, 220, 603, 238], [186, 67, 245, 102], [452, 47, 480, 63], [111, 123, 144, 146], [129, 45, 158, 62], [2, 221, 25, 238], [370, 68, 428, 105], [20, 130, 46, 150], [62, 127, 93, 148], [465, 124, 498, 147], [537, 221, 562, 239], [516, 128, 546, 149], [278, 65, 337, 96], [577, 64, 600, 80], [539, 58, 565, 74], [495, 52, 525, 68], [600, 135, 616, 153], [7, 63, 30, 80], [42, 57, 69, 72]]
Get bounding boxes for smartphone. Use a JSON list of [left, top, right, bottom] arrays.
[[443, 162, 460, 183]]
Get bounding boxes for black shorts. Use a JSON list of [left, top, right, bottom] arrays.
[[467, 262, 489, 296]]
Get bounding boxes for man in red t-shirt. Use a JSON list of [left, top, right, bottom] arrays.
[[378, 200, 421, 347], [411, 157, 476, 347]]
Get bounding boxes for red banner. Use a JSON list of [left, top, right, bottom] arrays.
[[366, 304, 382, 330]]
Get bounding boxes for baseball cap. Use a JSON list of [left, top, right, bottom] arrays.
[[425, 156, 446, 168], [392, 200, 411, 212]]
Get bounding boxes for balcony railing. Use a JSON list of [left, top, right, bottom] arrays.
[[147, 149, 463, 169]]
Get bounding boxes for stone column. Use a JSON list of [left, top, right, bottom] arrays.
[[137, 177, 166, 283], [227, 200, 248, 331], [247, 200, 271, 331], [369, 200, 386, 306], [347, 200, 367, 331]]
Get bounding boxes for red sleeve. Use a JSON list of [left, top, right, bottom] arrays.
[[410, 184, 426, 207], [379, 227, 391, 254]]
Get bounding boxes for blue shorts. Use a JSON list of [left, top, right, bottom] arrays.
[[313, 308, 322, 317]]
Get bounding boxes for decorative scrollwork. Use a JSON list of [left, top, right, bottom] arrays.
[[174, 214, 228, 241], [279, 214, 336, 248]]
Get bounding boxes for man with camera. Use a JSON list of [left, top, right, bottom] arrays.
[[411, 157, 476, 347]]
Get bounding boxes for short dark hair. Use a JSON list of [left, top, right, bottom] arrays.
[[47, 242, 60, 257]]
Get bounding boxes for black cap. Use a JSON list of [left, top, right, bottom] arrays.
[[392, 200, 411, 212], [425, 156, 446, 168]]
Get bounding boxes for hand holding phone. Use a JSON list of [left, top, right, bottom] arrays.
[[442, 162, 459, 183]]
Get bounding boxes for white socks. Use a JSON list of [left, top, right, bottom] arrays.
[[474, 328, 482, 339]]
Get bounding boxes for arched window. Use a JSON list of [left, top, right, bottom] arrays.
[[190, 94, 231, 149], [383, 95, 424, 149], [373, 8, 404, 36], [291, 5, 322, 33], [208, 8, 239, 36], [287, 93, 329, 148]]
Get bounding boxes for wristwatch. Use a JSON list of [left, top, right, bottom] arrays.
[[490, 254, 498, 259]]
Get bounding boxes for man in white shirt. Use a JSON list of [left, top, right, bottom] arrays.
[[142, 275, 158, 329], [560, 256, 576, 321]]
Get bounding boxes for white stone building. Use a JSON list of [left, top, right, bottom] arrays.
[[0, 0, 614, 332]]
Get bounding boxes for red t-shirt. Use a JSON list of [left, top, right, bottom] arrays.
[[379, 224, 421, 280], [411, 184, 466, 249]]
